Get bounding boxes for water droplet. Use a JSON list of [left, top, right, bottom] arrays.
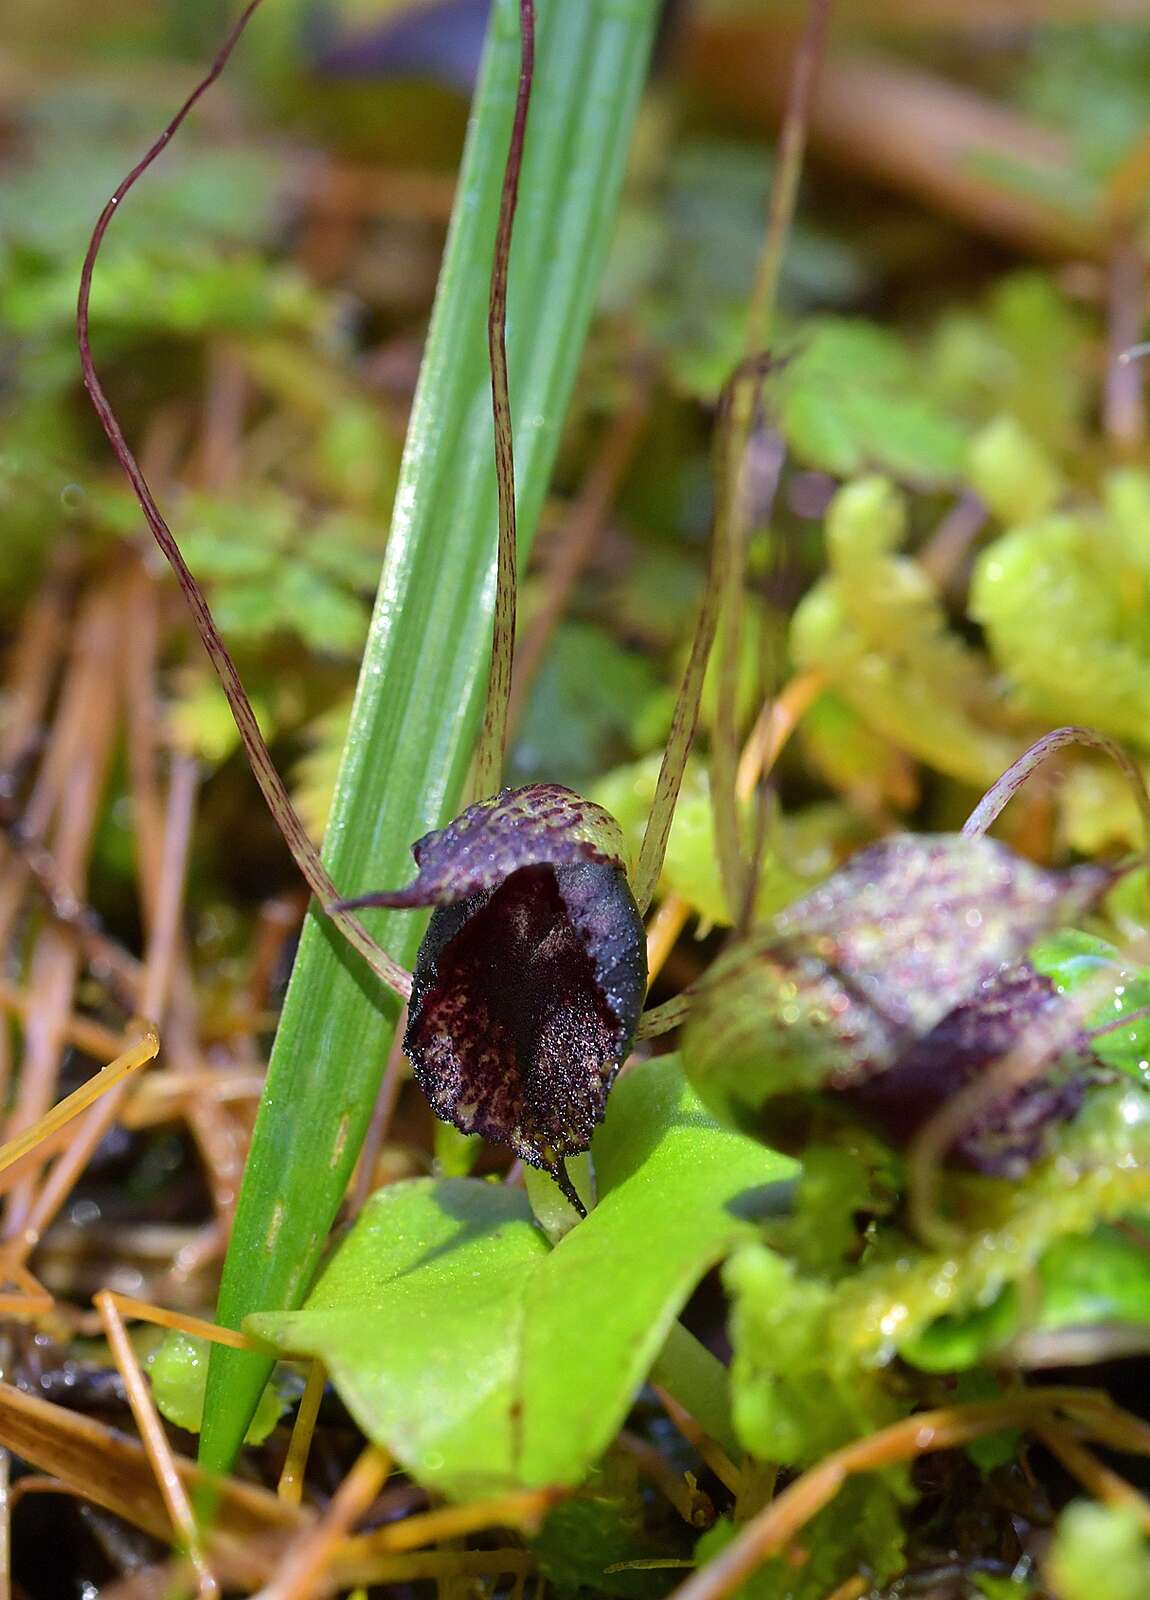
[[879, 1304, 908, 1338]]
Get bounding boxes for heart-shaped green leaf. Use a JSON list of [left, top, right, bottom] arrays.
[[249, 1179, 547, 1497], [245, 1057, 793, 1498], [514, 1056, 793, 1485]]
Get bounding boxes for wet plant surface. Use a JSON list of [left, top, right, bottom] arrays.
[[8, 3, 1150, 1598]]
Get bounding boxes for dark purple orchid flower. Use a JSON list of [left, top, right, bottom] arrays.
[[682, 833, 1111, 1173], [843, 961, 1093, 1176], [338, 784, 647, 1211]]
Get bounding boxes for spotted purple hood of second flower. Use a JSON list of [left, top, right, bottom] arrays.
[[682, 832, 1112, 1172]]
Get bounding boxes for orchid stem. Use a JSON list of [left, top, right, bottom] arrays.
[[75, 0, 411, 1002], [475, 0, 536, 801], [963, 725, 1150, 871], [632, 356, 773, 916], [713, 0, 831, 926]]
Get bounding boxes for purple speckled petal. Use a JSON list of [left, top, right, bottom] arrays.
[[845, 962, 1093, 1175], [772, 834, 1110, 1037], [337, 784, 629, 911], [683, 832, 1112, 1163]]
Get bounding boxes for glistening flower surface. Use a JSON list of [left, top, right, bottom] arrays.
[[844, 960, 1092, 1174], [341, 785, 647, 1187], [683, 833, 1111, 1162]]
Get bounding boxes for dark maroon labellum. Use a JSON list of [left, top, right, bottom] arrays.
[[337, 785, 647, 1210], [842, 962, 1094, 1175]]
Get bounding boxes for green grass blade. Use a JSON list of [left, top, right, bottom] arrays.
[[201, 0, 660, 1472]]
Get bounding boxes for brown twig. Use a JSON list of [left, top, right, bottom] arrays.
[[618, 1431, 716, 1529], [743, 0, 833, 356], [632, 356, 773, 916], [0, 566, 71, 770], [7, 757, 197, 1264], [1103, 237, 1146, 451], [0, 982, 123, 1064], [160, 1222, 229, 1297], [684, 26, 1100, 260], [916, 492, 988, 597], [710, 35, 800, 926], [0, 1032, 158, 1199], [638, 666, 826, 1035], [822, 1578, 867, 1600], [2, 587, 121, 1234], [0, 1379, 307, 1549], [0, 576, 72, 1132], [121, 1068, 265, 1126], [651, 1384, 742, 1496], [341, 1487, 558, 1561], [646, 897, 692, 989], [122, 559, 166, 926], [246, 892, 307, 1017], [1034, 1420, 1150, 1530], [103, 1545, 536, 1600], [254, 1445, 391, 1600], [122, 503, 257, 1240], [0, 1260, 52, 1320], [96, 1289, 220, 1599], [0, 812, 142, 1006], [167, 968, 250, 1234], [667, 1390, 1146, 1600], [0, 1447, 9, 1600], [276, 1360, 327, 1508], [734, 670, 826, 805], [195, 341, 249, 490]]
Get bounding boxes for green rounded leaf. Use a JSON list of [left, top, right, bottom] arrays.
[[246, 1057, 792, 1499]]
